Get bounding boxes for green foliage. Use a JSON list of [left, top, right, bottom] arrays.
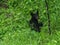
[[0, 0, 60, 45]]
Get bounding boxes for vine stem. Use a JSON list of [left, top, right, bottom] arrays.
[[45, 0, 51, 34]]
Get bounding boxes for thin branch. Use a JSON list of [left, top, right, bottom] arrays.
[[45, 0, 51, 34]]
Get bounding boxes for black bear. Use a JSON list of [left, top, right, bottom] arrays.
[[29, 10, 43, 32]]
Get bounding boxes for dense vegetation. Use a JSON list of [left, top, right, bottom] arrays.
[[0, 0, 60, 45]]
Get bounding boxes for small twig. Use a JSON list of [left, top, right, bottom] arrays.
[[45, 0, 51, 34], [0, 3, 9, 9]]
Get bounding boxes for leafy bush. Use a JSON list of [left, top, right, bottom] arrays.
[[0, 0, 60, 45]]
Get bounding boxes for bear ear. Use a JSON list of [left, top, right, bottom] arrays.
[[30, 11, 33, 16], [36, 10, 38, 15], [30, 12, 33, 15]]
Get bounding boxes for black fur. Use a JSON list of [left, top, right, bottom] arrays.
[[29, 10, 43, 32]]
